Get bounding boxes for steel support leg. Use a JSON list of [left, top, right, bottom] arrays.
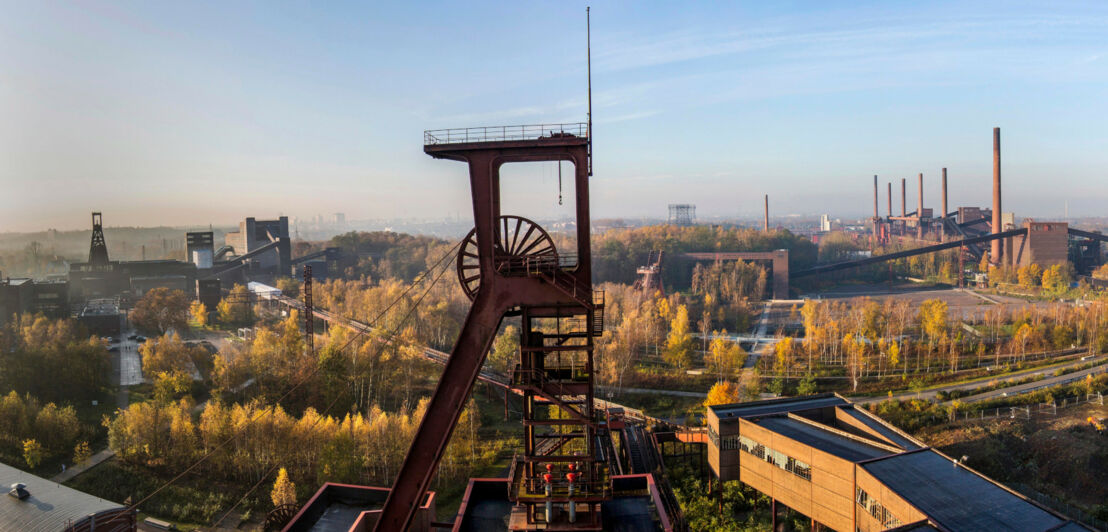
[[375, 290, 504, 531]]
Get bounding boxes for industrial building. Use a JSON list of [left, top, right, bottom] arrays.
[[707, 394, 1090, 531], [54, 212, 336, 313], [223, 216, 292, 273], [0, 460, 135, 531], [0, 276, 70, 326]]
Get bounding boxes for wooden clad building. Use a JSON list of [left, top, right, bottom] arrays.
[[707, 394, 1090, 531]]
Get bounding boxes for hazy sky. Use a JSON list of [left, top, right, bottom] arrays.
[[2, 1, 1107, 232]]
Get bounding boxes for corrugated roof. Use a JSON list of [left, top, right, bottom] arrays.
[[863, 451, 1066, 531], [0, 461, 125, 532], [753, 416, 893, 462], [837, 406, 922, 450], [711, 393, 847, 419]]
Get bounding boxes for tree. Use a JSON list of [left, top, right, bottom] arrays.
[[1018, 264, 1043, 289], [487, 326, 519, 376], [74, 441, 92, 464], [663, 305, 694, 369], [276, 277, 301, 298], [140, 333, 205, 376], [271, 467, 297, 507], [917, 299, 948, 371], [189, 300, 208, 328], [216, 284, 254, 326], [707, 332, 745, 380], [797, 374, 818, 395], [153, 371, 193, 404], [773, 337, 795, 378], [843, 333, 867, 392], [1041, 264, 1073, 294], [131, 287, 190, 335], [22, 439, 42, 468], [704, 381, 739, 407]]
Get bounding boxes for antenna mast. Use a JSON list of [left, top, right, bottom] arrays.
[[587, 6, 592, 176]]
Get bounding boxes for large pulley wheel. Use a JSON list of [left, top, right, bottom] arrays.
[[457, 215, 558, 300]]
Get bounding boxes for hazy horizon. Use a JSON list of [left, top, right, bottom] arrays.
[[3, 1, 1107, 232]]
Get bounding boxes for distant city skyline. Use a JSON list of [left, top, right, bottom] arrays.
[[2, 1, 1107, 232]]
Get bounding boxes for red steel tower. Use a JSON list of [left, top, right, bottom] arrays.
[[375, 123, 608, 530]]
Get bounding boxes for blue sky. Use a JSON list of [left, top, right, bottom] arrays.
[[1, 1, 1106, 231]]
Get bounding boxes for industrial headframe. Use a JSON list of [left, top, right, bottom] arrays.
[[376, 125, 606, 530], [376, 13, 607, 530]]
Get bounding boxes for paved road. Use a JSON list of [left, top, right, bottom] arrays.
[[949, 361, 1108, 404], [744, 302, 774, 369], [117, 333, 144, 386], [851, 355, 1107, 404]]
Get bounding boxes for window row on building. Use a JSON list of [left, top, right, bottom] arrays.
[[708, 426, 742, 451], [855, 487, 902, 529], [738, 435, 812, 481]]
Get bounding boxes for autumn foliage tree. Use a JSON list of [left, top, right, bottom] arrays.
[[271, 467, 297, 507], [704, 381, 740, 407], [216, 284, 254, 326], [664, 304, 694, 369], [131, 287, 190, 335]]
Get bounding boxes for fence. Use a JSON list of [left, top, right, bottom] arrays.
[[1010, 482, 1108, 531], [949, 392, 1104, 423]]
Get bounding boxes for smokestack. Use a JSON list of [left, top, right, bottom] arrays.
[[992, 128, 1002, 265], [764, 194, 769, 232], [887, 182, 892, 217], [873, 175, 879, 220], [941, 168, 948, 242], [901, 178, 906, 217], [917, 173, 924, 239]]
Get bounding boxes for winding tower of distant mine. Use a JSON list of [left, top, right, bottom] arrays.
[[375, 123, 609, 530]]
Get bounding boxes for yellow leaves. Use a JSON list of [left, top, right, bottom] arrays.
[[271, 467, 297, 507], [705, 381, 740, 407]]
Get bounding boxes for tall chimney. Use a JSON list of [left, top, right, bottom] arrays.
[[992, 128, 1002, 265], [917, 173, 924, 239], [901, 178, 906, 217], [941, 168, 948, 242], [764, 194, 769, 232], [887, 182, 892, 217]]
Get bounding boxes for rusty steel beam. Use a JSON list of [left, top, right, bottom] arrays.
[[992, 127, 1002, 265], [376, 135, 597, 531], [793, 228, 1027, 278]]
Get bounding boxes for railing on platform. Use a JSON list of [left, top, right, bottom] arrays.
[[508, 457, 612, 501], [424, 123, 588, 145]]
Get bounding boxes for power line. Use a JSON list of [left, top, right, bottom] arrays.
[[100, 240, 463, 528], [210, 242, 459, 528]]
